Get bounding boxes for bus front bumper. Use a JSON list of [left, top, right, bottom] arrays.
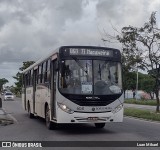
[[55, 107, 123, 124]]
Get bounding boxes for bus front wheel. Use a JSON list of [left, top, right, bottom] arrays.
[[45, 105, 56, 130], [95, 123, 105, 128]]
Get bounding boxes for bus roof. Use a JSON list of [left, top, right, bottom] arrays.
[[22, 46, 120, 74]]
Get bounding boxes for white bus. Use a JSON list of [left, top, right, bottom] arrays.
[[22, 46, 123, 129]]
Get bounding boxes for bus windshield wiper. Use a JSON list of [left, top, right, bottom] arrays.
[[71, 57, 88, 74]]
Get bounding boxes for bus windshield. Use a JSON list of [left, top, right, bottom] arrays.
[[59, 59, 122, 95]]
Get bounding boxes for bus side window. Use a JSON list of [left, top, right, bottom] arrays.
[[27, 71, 30, 86], [29, 71, 31, 86], [31, 69, 33, 86], [53, 60, 57, 87], [37, 65, 42, 84], [26, 73, 28, 87], [41, 63, 43, 83], [46, 59, 51, 82], [28, 70, 33, 86], [43, 61, 47, 83], [37, 67, 39, 84]]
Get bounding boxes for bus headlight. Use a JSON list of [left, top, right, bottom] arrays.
[[57, 103, 74, 114], [112, 104, 123, 114]]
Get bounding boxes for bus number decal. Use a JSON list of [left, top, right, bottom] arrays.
[[77, 106, 84, 111]]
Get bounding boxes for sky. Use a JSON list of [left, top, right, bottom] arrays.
[[0, 0, 160, 86]]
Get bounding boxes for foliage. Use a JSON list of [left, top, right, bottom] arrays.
[[123, 71, 136, 91], [19, 61, 35, 71], [125, 99, 158, 106], [0, 78, 9, 92], [139, 74, 155, 99], [13, 61, 35, 94], [123, 72, 155, 99], [102, 12, 160, 111], [117, 12, 160, 112], [121, 46, 142, 97]]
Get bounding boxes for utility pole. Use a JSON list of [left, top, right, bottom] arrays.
[[136, 63, 138, 100]]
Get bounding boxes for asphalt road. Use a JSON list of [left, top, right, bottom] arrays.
[[0, 98, 160, 150]]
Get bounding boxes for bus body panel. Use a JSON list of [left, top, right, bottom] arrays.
[[22, 89, 26, 110], [55, 105, 123, 123], [55, 90, 124, 123], [55, 88, 124, 113], [26, 87, 33, 112], [35, 86, 41, 116], [35, 84, 50, 118]]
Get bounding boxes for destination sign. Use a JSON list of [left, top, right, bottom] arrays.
[[69, 48, 113, 57]]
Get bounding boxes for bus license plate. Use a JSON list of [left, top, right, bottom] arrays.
[[88, 117, 98, 121]]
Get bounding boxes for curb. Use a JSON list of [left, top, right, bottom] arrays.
[[124, 115, 160, 124]]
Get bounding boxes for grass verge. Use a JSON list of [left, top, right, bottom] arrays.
[[124, 108, 160, 121], [125, 99, 158, 106]]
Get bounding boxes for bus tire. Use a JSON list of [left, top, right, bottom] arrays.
[[45, 105, 56, 130], [28, 102, 34, 118], [95, 123, 105, 128]]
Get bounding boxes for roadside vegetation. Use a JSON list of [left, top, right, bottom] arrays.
[[124, 99, 159, 106], [103, 12, 160, 112], [124, 108, 160, 121]]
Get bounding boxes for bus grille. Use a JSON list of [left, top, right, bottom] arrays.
[[62, 94, 121, 106], [70, 99, 114, 106]]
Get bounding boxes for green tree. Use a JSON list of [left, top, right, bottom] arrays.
[[102, 25, 143, 98], [0, 78, 9, 92], [13, 61, 35, 95], [139, 75, 155, 99], [10, 85, 16, 94], [19, 61, 35, 71], [123, 72, 136, 91], [116, 12, 160, 112]]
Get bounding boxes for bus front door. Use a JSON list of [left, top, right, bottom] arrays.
[[33, 69, 37, 114], [51, 60, 57, 120]]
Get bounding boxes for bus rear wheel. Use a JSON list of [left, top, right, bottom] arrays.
[[95, 123, 105, 128], [45, 105, 56, 130]]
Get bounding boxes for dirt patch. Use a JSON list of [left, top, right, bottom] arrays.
[[0, 109, 14, 126]]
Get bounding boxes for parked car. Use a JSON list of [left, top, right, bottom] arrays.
[[3, 93, 14, 101]]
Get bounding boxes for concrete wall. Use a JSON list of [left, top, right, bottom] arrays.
[[125, 90, 151, 100]]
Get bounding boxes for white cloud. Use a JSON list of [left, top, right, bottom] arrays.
[[0, 0, 160, 85]]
